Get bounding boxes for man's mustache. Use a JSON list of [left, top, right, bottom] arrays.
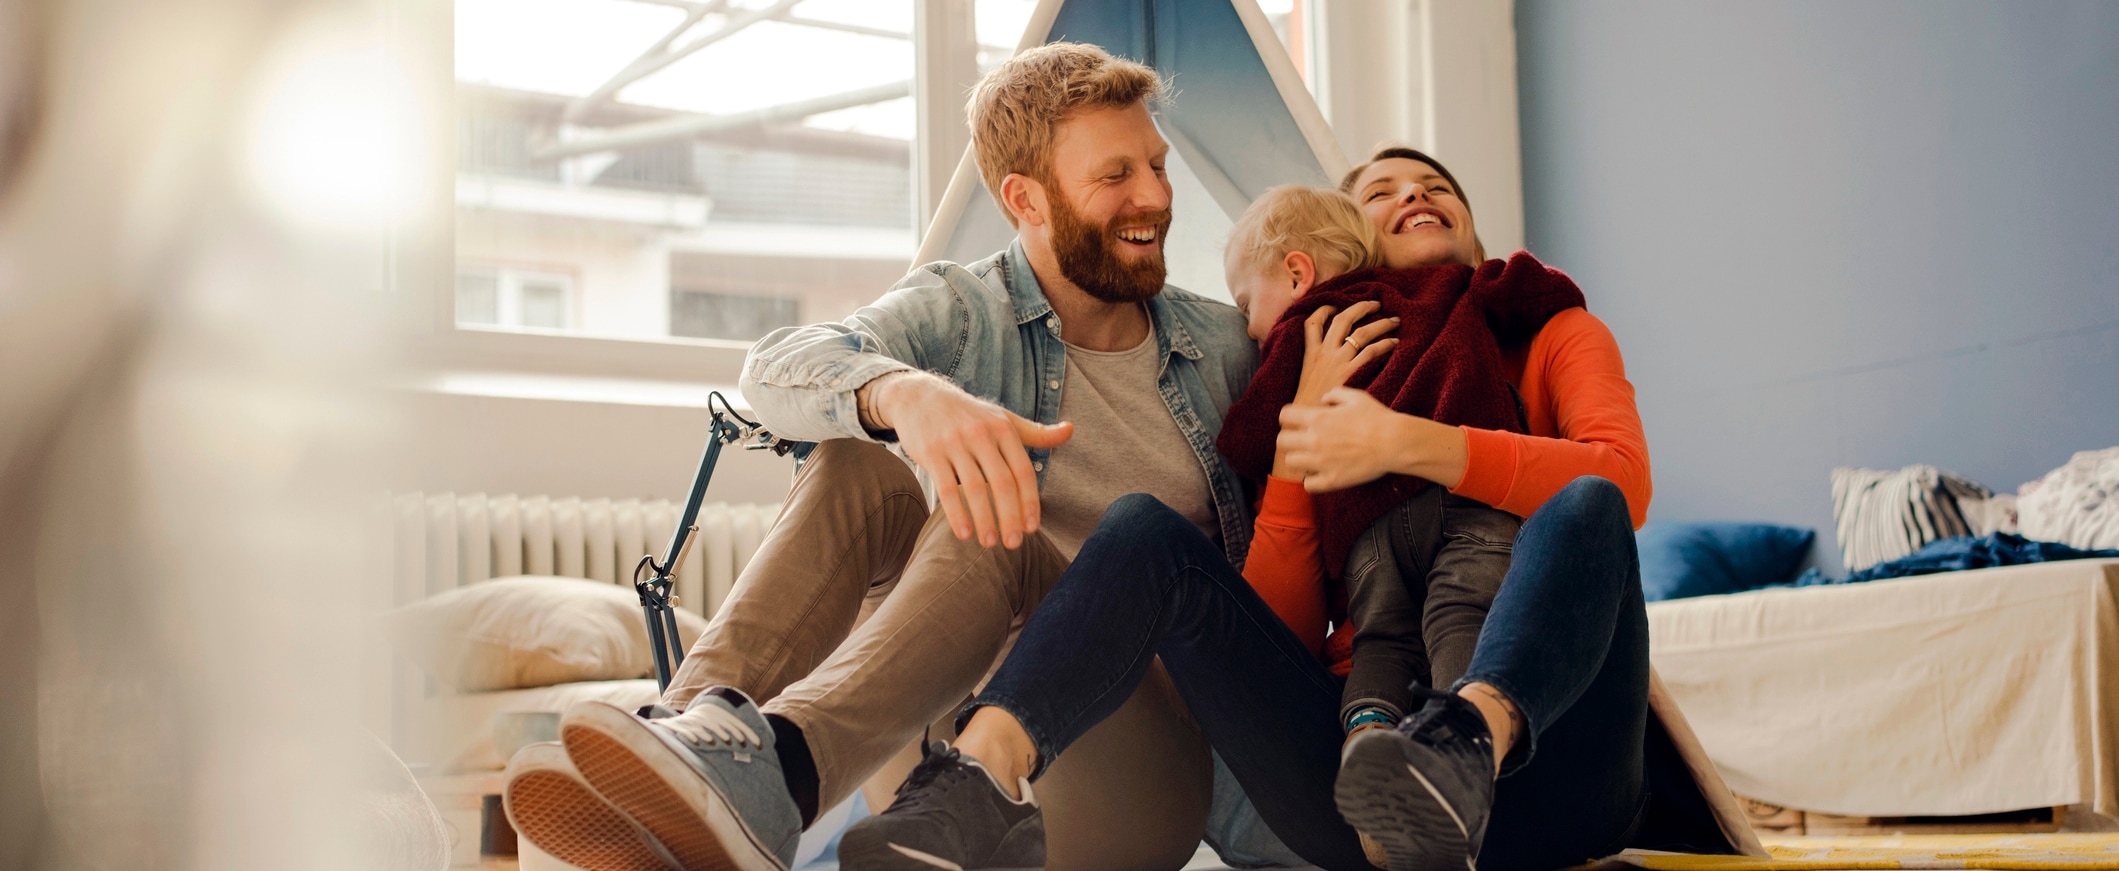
[[1104, 209, 1173, 235]]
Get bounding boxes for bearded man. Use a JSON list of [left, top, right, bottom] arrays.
[[502, 42, 1260, 871]]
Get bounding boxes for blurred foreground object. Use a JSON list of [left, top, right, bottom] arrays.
[[0, 0, 436, 866]]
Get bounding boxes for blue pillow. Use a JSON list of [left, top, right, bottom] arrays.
[[1636, 522, 1815, 601]]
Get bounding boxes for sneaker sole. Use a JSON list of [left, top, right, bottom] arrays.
[[562, 700, 787, 871], [1335, 729, 1475, 871], [503, 743, 681, 871]]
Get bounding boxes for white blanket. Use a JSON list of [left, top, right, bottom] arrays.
[[1648, 559, 2119, 820], [405, 678, 663, 773]]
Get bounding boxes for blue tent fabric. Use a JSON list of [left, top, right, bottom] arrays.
[[1785, 533, 2119, 588], [1048, 0, 1332, 194]]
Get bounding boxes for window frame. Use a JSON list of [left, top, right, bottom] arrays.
[[401, 0, 985, 387]]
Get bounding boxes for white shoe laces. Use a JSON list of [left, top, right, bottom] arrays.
[[662, 703, 763, 750]]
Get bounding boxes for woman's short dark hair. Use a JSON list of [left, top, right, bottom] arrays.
[[1338, 146, 1470, 207]]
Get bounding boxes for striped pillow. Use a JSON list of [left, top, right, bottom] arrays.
[[1831, 465, 1993, 571]]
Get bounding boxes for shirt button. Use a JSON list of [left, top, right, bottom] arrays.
[[1047, 379, 1060, 389], [1032, 461, 1045, 472]]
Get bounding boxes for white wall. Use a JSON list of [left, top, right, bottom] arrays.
[[1516, 0, 2119, 572], [1309, 0, 1524, 256], [392, 388, 797, 507]]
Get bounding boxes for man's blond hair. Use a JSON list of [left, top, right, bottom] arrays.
[[1226, 185, 1383, 278], [966, 42, 1164, 227]]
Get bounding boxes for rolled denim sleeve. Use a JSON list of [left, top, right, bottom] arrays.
[[738, 266, 962, 443]]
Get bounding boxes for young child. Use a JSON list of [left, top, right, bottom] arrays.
[[1219, 185, 1581, 738]]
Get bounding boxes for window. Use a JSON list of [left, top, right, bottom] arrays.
[[452, 0, 944, 345], [456, 267, 579, 330], [670, 292, 799, 341], [1256, 0, 1309, 87]]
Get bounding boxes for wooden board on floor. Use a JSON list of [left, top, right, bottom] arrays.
[[1738, 795, 2064, 835]]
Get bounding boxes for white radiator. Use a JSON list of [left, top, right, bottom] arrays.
[[386, 492, 783, 618]]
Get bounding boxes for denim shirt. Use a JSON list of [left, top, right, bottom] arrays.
[[740, 239, 1261, 567]]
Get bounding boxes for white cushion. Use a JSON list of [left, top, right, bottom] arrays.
[[1830, 465, 1993, 571], [2020, 446, 2119, 551], [409, 679, 665, 772], [384, 575, 708, 692]]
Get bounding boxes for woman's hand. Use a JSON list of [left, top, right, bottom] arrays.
[[1270, 302, 1399, 480], [1294, 301, 1399, 407], [1279, 387, 1470, 493]]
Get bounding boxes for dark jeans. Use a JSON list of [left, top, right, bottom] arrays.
[[965, 477, 1650, 871], [1341, 488, 1523, 723]]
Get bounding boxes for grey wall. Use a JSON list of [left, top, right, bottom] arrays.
[[1514, 1, 2119, 573]]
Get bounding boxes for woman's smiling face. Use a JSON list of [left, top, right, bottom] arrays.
[[1349, 157, 1479, 269]]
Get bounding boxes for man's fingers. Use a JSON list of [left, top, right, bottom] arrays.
[[995, 424, 1042, 534], [1014, 415, 1074, 449], [925, 455, 975, 541], [968, 437, 1026, 548], [949, 452, 1001, 547]]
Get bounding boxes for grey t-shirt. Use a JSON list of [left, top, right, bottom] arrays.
[[1039, 324, 1219, 559]]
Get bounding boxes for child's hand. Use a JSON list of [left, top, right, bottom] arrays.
[[1294, 300, 1399, 407]]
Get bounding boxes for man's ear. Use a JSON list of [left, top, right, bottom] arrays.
[[1284, 250, 1318, 298], [999, 173, 1049, 228]]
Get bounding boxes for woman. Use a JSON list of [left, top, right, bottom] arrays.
[[838, 148, 1748, 871]]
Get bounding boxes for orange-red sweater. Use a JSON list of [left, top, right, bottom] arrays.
[[1239, 307, 1652, 673]]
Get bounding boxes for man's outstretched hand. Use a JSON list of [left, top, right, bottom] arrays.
[[861, 372, 1073, 548]]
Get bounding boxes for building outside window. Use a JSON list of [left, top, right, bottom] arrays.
[[456, 267, 579, 330], [452, 0, 1040, 346]]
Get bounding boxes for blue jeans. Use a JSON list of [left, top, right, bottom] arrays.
[[964, 478, 1651, 871]]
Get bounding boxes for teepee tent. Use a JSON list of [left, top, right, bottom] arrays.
[[914, 0, 1348, 303]]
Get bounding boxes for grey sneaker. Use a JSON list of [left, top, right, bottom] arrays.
[[837, 741, 1044, 871], [502, 741, 680, 871], [561, 687, 801, 871], [1334, 689, 1496, 871]]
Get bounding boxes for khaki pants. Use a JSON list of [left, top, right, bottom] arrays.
[[662, 439, 1212, 871]]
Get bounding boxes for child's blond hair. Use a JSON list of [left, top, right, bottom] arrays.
[[1225, 185, 1383, 278]]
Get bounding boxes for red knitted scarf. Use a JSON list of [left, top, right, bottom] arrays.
[[1217, 251, 1587, 575]]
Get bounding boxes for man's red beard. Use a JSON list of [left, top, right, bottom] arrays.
[[1047, 192, 1172, 304]]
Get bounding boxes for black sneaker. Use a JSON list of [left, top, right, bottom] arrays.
[[838, 741, 1045, 871], [1334, 689, 1497, 871]]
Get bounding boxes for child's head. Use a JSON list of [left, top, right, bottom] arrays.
[[1224, 185, 1383, 343]]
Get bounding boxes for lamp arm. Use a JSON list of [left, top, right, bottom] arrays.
[[635, 391, 789, 694]]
